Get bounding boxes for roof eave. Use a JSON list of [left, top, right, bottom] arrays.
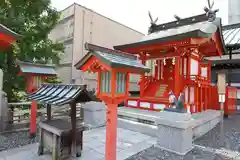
[[110, 62, 150, 73], [0, 24, 22, 39], [74, 52, 93, 69], [16, 60, 56, 68], [213, 18, 227, 55], [114, 30, 213, 51]]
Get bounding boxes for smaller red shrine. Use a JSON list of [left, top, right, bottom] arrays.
[[17, 60, 57, 137], [0, 24, 20, 49]]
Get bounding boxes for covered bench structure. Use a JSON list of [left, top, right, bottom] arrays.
[[26, 84, 93, 160]]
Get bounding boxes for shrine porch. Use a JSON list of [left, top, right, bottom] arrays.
[[126, 96, 168, 111], [0, 127, 156, 160]]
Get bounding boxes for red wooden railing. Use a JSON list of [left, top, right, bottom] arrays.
[[225, 87, 237, 115]]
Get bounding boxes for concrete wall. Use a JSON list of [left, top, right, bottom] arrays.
[[72, 4, 142, 90], [48, 5, 75, 85], [49, 3, 144, 90], [56, 64, 72, 84], [228, 0, 240, 24]]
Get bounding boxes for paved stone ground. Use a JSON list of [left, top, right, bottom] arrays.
[[126, 114, 240, 160], [0, 127, 157, 160]]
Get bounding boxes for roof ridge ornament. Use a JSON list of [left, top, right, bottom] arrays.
[[148, 11, 158, 34], [204, 0, 219, 22], [174, 15, 181, 21]]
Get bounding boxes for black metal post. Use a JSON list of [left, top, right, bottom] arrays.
[[229, 49, 232, 86], [70, 102, 78, 157], [46, 104, 51, 120]]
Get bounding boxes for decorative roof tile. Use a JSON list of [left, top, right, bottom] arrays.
[[75, 43, 150, 73]]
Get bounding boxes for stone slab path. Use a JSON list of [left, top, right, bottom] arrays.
[[0, 127, 157, 160]]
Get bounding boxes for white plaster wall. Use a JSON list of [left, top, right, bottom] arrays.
[[190, 59, 198, 76], [184, 87, 188, 104], [190, 87, 194, 104], [201, 67, 207, 78]]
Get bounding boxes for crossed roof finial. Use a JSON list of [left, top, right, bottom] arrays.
[[148, 11, 158, 34], [204, 0, 219, 21]]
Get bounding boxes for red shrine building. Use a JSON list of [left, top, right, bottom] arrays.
[[113, 11, 237, 114]]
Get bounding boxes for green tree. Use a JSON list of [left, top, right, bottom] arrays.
[[0, 0, 64, 102]]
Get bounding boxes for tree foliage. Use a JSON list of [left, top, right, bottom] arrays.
[[0, 0, 64, 101]]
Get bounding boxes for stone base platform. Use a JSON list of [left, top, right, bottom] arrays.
[[117, 107, 159, 137], [155, 110, 222, 155], [118, 107, 222, 155]]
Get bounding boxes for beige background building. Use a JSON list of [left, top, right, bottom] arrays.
[[49, 3, 144, 91]]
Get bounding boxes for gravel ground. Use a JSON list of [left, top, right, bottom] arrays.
[[195, 114, 240, 151], [127, 114, 240, 160], [0, 130, 39, 151], [126, 145, 232, 160]]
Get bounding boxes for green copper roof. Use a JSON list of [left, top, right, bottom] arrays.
[[17, 60, 57, 76], [114, 14, 226, 55], [140, 20, 217, 42]]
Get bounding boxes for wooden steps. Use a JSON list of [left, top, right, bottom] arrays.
[[155, 84, 168, 97]]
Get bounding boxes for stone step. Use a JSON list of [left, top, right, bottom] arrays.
[[117, 118, 158, 137], [117, 107, 161, 137], [118, 107, 160, 123]]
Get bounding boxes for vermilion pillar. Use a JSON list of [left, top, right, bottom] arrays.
[[174, 57, 181, 96], [106, 69, 117, 160], [140, 57, 146, 97], [27, 76, 37, 137], [105, 103, 118, 160], [30, 100, 37, 137]]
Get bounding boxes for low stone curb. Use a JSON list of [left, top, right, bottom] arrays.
[[194, 144, 240, 159]]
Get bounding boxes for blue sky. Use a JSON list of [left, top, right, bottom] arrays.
[[51, 0, 228, 34]]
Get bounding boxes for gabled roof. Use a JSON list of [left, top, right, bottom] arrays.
[[26, 84, 93, 106], [211, 59, 240, 69], [75, 43, 150, 73], [17, 60, 57, 76], [0, 24, 21, 49], [0, 24, 20, 38], [211, 69, 240, 83], [114, 13, 226, 56], [222, 23, 240, 50]]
